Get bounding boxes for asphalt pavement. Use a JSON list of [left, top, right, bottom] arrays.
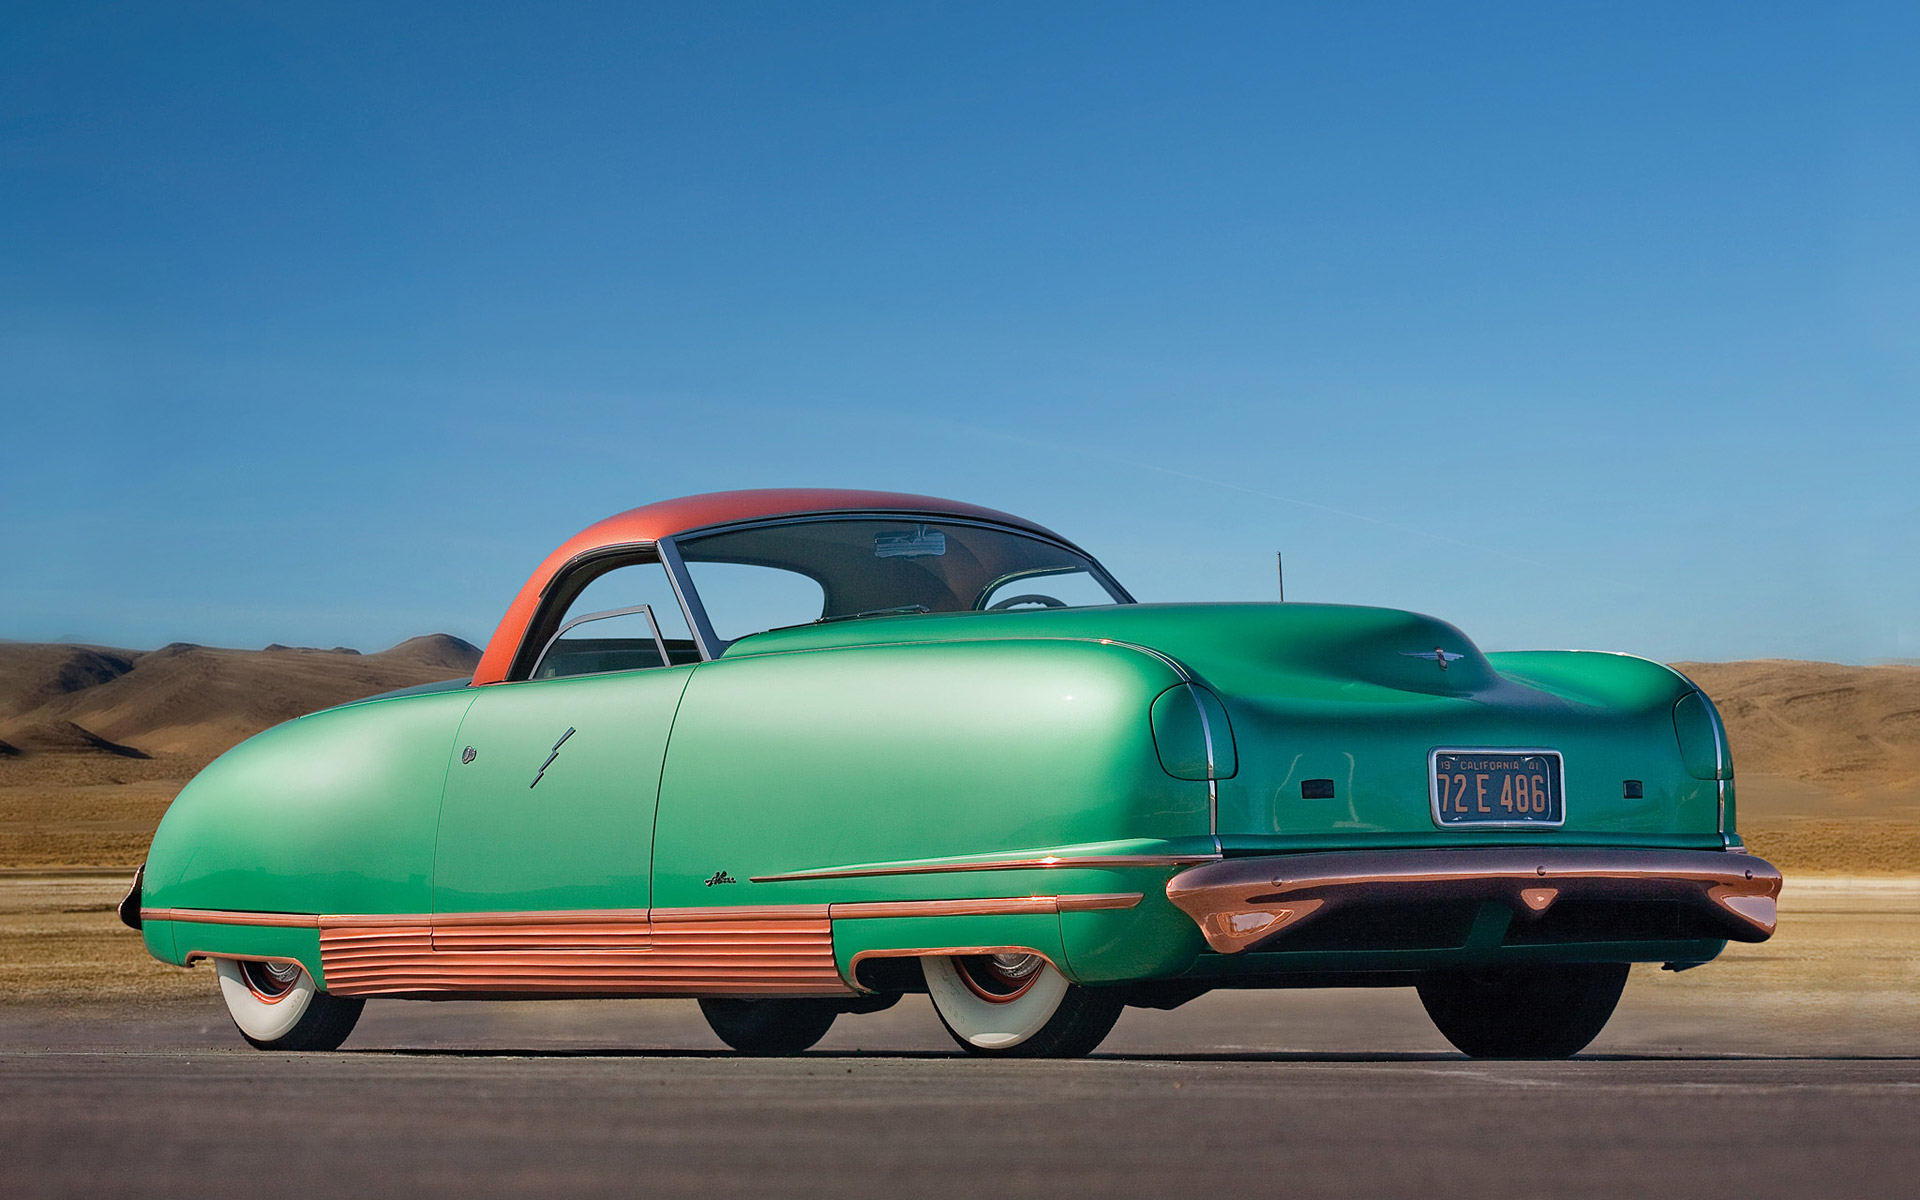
[[4, 979, 1916, 1200]]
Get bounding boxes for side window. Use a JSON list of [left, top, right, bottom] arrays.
[[683, 562, 825, 642], [530, 560, 699, 680]]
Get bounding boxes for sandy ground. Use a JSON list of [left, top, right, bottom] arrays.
[[5, 872, 1916, 1058]]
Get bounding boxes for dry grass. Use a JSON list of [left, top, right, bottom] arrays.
[[1742, 817, 1920, 875], [0, 753, 203, 868], [0, 875, 209, 1004]]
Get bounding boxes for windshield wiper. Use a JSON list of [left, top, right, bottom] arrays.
[[815, 604, 932, 625]]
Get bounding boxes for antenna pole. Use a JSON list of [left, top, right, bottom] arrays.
[[1277, 552, 1285, 602]]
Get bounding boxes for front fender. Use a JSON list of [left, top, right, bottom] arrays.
[[141, 687, 475, 962]]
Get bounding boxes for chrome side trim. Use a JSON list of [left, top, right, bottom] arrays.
[[829, 893, 1141, 920], [1181, 682, 1223, 853], [1055, 892, 1144, 913], [1188, 685, 1217, 777], [1104, 641, 1222, 851], [1699, 688, 1733, 845], [656, 535, 723, 661], [749, 854, 1218, 883], [1093, 637, 1191, 682]]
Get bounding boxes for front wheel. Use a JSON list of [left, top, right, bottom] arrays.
[[214, 958, 364, 1051], [922, 954, 1124, 1058], [1416, 962, 1629, 1059]]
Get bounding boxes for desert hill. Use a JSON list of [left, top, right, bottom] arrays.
[[1669, 660, 1920, 873], [0, 644, 1914, 871], [0, 635, 481, 760], [1671, 660, 1920, 814]]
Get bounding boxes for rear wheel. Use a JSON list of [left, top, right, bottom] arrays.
[[698, 997, 840, 1055], [1417, 962, 1629, 1059], [214, 958, 364, 1051], [922, 954, 1124, 1058]]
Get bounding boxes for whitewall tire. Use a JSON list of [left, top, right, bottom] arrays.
[[921, 954, 1124, 1058], [213, 958, 364, 1051]]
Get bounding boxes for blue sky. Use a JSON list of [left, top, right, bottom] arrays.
[[4, 3, 1916, 663]]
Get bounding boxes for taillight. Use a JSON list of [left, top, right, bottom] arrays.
[[1150, 683, 1237, 780], [1672, 691, 1731, 781]]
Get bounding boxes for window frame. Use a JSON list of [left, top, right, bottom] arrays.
[[527, 603, 673, 682], [507, 514, 1134, 678], [663, 513, 1134, 651], [508, 544, 715, 681], [973, 563, 1124, 611]]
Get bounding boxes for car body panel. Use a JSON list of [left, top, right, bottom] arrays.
[[142, 687, 475, 922], [723, 604, 1721, 849], [652, 638, 1209, 912], [132, 490, 1772, 1006], [432, 666, 691, 919]]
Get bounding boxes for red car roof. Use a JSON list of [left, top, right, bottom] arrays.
[[472, 489, 1063, 685]]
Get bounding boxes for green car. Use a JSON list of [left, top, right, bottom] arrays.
[[125, 488, 1779, 1058]]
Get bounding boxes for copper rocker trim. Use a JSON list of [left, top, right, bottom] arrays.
[[142, 907, 322, 928], [1165, 847, 1782, 955]]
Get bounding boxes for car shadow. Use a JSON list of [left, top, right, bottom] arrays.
[[341, 1045, 1920, 1064]]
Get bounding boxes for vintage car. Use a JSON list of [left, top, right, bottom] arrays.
[[125, 488, 1779, 1058]]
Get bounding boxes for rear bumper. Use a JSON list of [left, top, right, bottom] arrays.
[[1166, 847, 1781, 954]]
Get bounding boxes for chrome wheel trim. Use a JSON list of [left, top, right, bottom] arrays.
[[239, 958, 304, 1001], [953, 953, 1047, 1003]]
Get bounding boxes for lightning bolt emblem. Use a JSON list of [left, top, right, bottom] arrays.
[[529, 727, 576, 788]]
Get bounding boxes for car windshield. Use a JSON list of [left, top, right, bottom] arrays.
[[675, 517, 1129, 642]]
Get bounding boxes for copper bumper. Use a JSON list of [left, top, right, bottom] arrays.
[[1166, 847, 1781, 955]]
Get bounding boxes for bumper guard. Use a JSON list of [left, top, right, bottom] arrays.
[[1166, 847, 1781, 954]]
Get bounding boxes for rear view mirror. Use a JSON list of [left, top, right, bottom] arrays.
[[874, 525, 946, 559]]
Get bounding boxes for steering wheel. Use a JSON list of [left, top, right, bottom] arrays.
[[987, 593, 1068, 611]]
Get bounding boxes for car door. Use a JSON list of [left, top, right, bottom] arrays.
[[430, 561, 699, 947]]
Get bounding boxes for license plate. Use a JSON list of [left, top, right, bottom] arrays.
[[1430, 749, 1564, 827]]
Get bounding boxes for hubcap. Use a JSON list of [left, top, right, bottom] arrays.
[[239, 959, 303, 1001], [953, 953, 1046, 1003]]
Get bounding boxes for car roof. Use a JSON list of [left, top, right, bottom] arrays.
[[472, 489, 1067, 685]]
